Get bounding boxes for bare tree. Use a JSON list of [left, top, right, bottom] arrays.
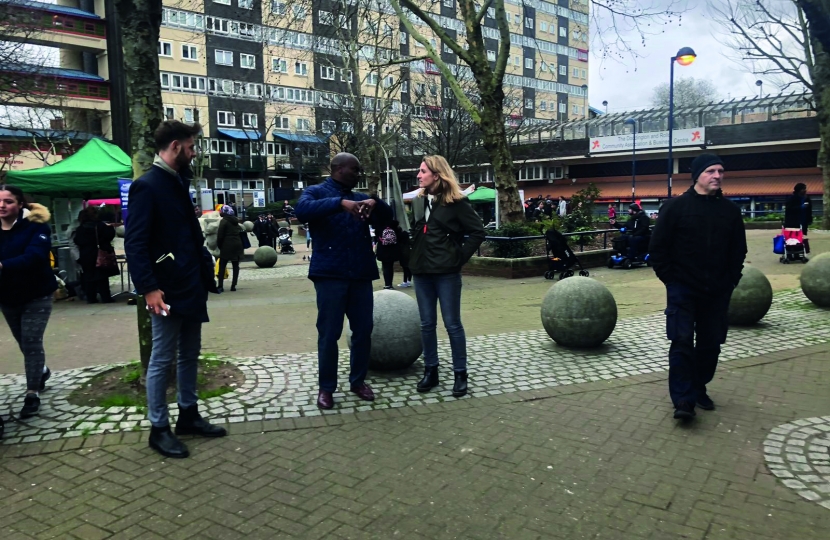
[[795, 0, 830, 50], [650, 77, 721, 108]]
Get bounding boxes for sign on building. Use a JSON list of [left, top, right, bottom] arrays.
[[589, 127, 705, 154], [253, 191, 266, 207]]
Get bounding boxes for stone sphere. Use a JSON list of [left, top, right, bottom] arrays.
[[541, 276, 617, 348], [254, 246, 278, 268], [801, 252, 830, 307], [204, 221, 219, 235], [243, 221, 254, 232], [347, 290, 422, 371], [114, 225, 125, 238], [728, 267, 773, 325]]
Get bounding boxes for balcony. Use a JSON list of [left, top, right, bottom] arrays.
[[3, 1, 107, 52], [212, 155, 269, 172]]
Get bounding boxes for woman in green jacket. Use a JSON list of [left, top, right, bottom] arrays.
[[216, 205, 244, 292], [409, 155, 486, 397]]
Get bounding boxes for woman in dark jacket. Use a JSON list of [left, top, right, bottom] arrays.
[[375, 220, 402, 289], [0, 185, 58, 426], [216, 205, 244, 292], [73, 206, 115, 303], [409, 155, 486, 398], [784, 182, 813, 237]]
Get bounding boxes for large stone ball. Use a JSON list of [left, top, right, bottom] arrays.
[[254, 246, 278, 268], [347, 290, 422, 371], [728, 267, 773, 325], [204, 221, 219, 235], [243, 221, 254, 232], [541, 277, 617, 348], [801, 252, 830, 307], [114, 225, 125, 238]]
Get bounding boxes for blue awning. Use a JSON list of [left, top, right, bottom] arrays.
[[271, 132, 327, 144], [218, 129, 262, 141]]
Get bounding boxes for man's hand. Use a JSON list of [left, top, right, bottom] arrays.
[[341, 199, 364, 219], [357, 198, 377, 220], [144, 289, 169, 316]]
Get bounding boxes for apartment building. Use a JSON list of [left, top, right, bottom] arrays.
[[3, 0, 591, 205]]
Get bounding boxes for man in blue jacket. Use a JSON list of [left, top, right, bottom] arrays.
[[125, 121, 226, 458], [295, 153, 392, 409]]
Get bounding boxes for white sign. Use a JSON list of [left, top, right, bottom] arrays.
[[589, 127, 705, 153], [253, 191, 266, 208]]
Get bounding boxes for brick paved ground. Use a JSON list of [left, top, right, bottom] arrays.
[[1, 344, 829, 539]]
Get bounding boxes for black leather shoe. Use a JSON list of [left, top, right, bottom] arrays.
[[697, 393, 715, 411], [149, 425, 189, 458], [174, 405, 227, 437], [452, 371, 468, 398], [216, 287, 224, 294], [673, 402, 696, 420], [417, 366, 439, 393], [39, 367, 51, 392], [20, 394, 40, 418]]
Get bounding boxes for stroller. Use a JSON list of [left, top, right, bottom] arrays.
[[775, 228, 809, 264], [278, 227, 295, 254], [544, 228, 589, 280]]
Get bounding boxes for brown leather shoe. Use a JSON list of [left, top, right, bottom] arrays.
[[317, 390, 334, 409], [350, 383, 375, 402]]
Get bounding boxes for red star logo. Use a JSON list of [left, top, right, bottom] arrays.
[[691, 131, 701, 141], [592, 140, 600, 149]]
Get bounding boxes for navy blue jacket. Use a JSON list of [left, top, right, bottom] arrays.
[[124, 164, 209, 322], [295, 178, 392, 281], [0, 204, 58, 306]]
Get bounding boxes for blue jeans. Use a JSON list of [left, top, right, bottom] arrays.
[[313, 279, 373, 392], [146, 314, 201, 427], [413, 272, 467, 372], [665, 283, 732, 407]]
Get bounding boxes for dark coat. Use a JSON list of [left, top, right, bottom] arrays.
[[73, 220, 115, 270], [784, 194, 813, 230], [0, 204, 58, 306], [649, 186, 747, 295], [217, 215, 244, 261], [409, 195, 486, 275], [295, 177, 392, 281], [252, 218, 271, 241], [124, 164, 209, 322], [623, 211, 651, 237], [375, 226, 401, 263]]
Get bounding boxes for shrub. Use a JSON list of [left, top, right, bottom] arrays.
[[488, 222, 538, 258]]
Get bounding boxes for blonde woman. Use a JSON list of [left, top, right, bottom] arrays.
[[409, 156, 486, 397]]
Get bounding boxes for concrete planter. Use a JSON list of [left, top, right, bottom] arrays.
[[461, 249, 614, 279]]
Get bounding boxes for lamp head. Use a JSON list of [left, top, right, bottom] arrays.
[[675, 47, 696, 66], [755, 80, 763, 87], [602, 100, 608, 107], [623, 118, 636, 126]]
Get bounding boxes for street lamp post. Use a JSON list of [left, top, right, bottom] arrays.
[[756, 79, 763, 98], [624, 118, 637, 203], [379, 145, 391, 205], [294, 147, 302, 191], [667, 47, 696, 198], [602, 100, 608, 114], [581, 84, 588, 119], [235, 154, 245, 218]]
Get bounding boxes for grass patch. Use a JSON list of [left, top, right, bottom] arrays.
[[68, 358, 244, 408]]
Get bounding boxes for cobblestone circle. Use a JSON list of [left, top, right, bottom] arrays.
[[1, 289, 828, 446], [764, 417, 830, 510]]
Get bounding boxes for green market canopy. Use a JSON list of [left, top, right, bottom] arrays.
[[5, 138, 132, 197], [467, 186, 497, 203]]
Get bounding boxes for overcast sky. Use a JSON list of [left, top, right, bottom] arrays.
[[587, 1, 775, 113]]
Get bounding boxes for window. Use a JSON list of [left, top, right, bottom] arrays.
[[540, 61, 547, 72], [239, 0, 253, 8], [272, 58, 287, 73], [217, 111, 235, 126], [443, 42, 452, 54], [158, 40, 172, 57], [514, 13, 520, 24], [383, 75, 394, 88], [443, 0, 453, 6], [525, 17, 534, 29], [443, 87, 453, 98], [184, 107, 200, 123], [400, 32, 407, 44], [560, 26, 567, 37], [341, 122, 353, 133], [215, 49, 233, 66], [211, 140, 235, 154], [320, 66, 335, 80], [295, 61, 308, 76], [240, 54, 255, 69], [486, 50, 496, 61], [340, 69, 353, 82], [163, 105, 175, 120], [540, 21, 548, 32], [429, 84, 437, 96], [573, 67, 579, 77], [243, 113, 257, 128], [581, 69, 587, 79], [214, 0, 230, 4], [559, 65, 567, 75], [297, 118, 311, 131], [365, 72, 378, 86], [514, 56, 520, 66], [525, 58, 534, 69], [293, 5, 306, 19], [559, 102, 566, 113], [272, 1, 286, 15], [321, 120, 336, 133], [319, 10, 333, 25], [181, 44, 198, 60], [415, 83, 425, 94], [275, 116, 289, 130], [572, 104, 579, 115], [525, 98, 534, 110], [487, 7, 495, 18], [539, 101, 546, 111], [401, 81, 409, 93]]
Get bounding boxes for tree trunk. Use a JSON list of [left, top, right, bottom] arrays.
[[811, 21, 830, 229], [479, 96, 523, 223]]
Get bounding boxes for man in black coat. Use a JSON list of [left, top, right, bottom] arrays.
[[649, 153, 747, 421], [252, 214, 271, 247], [622, 203, 651, 259], [125, 121, 226, 458]]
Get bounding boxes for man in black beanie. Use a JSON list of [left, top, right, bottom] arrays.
[[648, 153, 747, 421]]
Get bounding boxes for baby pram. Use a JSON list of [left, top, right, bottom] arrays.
[[544, 228, 589, 280], [774, 228, 808, 264], [277, 227, 295, 254]]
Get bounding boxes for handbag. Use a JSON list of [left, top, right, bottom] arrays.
[[772, 234, 785, 255], [215, 258, 229, 279], [95, 226, 120, 277], [240, 230, 251, 250]]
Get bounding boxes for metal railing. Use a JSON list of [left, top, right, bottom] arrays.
[[476, 228, 621, 257]]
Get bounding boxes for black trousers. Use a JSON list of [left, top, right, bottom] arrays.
[[80, 263, 112, 303], [217, 259, 240, 288], [665, 283, 732, 407], [381, 261, 395, 288]]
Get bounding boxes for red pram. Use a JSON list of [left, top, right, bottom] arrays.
[[776, 228, 809, 264]]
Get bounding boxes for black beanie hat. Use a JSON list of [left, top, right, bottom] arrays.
[[690, 153, 724, 181]]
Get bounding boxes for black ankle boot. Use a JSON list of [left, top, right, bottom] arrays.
[[149, 425, 189, 458], [452, 371, 468, 397], [20, 394, 40, 418], [175, 405, 227, 437], [417, 366, 439, 393]]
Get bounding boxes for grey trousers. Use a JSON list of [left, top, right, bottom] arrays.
[[1, 296, 52, 391]]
